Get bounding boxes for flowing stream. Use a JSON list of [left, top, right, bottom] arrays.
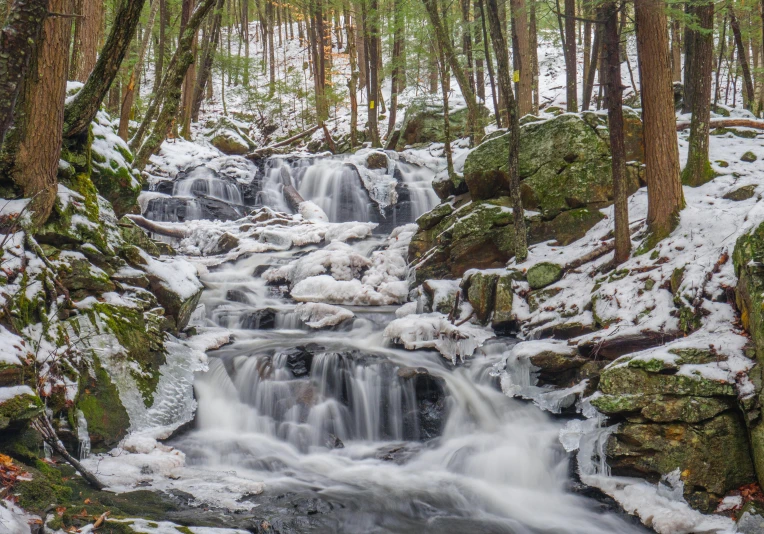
[[147, 153, 647, 533]]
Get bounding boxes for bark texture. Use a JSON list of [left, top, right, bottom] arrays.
[[71, 0, 103, 82], [1, 0, 71, 226], [63, 0, 148, 138], [635, 0, 684, 246], [682, 2, 714, 187], [0, 0, 48, 149]]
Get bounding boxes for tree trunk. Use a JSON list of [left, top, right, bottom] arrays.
[[133, 0, 217, 170], [154, 0, 167, 95], [461, 0, 474, 95], [729, 6, 755, 111], [437, 40, 454, 180], [478, 0, 500, 127], [714, 14, 727, 107], [63, 0, 148, 138], [529, 0, 538, 113], [347, 7, 358, 148], [582, 20, 601, 111], [367, 0, 380, 146], [485, 0, 527, 262], [180, 0, 197, 139], [563, 0, 577, 111], [509, 0, 533, 116], [71, 0, 104, 82], [681, 2, 714, 187], [635, 0, 684, 246], [603, 2, 629, 264], [670, 18, 681, 82], [0, 0, 48, 150], [422, 0, 483, 143], [119, 0, 160, 141], [474, 0, 485, 102], [192, 0, 225, 121], [1, 0, 71, 227], [388, 0, 404, 135], [242, 0, 249, 86]]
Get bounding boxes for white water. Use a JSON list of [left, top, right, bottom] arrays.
[[170, 232, 646, 533]]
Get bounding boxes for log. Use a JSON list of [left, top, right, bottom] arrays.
[[577, 330, 684, 360], [676, 118, 764, 131], [31, 415, 106, 490], [125, 214, 189, 238], [245, 125, 321, 160], [279, 166, 306, 212]]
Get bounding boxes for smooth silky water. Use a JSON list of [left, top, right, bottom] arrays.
[[156, 154, 646, 533]]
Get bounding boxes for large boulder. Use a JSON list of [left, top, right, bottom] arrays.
[[592, 352, 756, 512], [394, 99, 490, 151], [462, 110, 643, 216], [206, 116, 257, 155]]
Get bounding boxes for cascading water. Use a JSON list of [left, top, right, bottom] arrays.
[[136, 152, 648, 532]]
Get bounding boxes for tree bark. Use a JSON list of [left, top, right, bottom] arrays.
[[422, 0, 483, 143], [0, 0, 48, 150], [474, 0, 485, 102], [681, 1, 714, 187], [0, 0, 71, 227], [729, 6, 755, 111], [582, 20, 601, 111], [563, 0, 577, 111], [63, 0, 148, 138], [154, 0, 167, 95], [509, 0, 533, 116], [119, 0, 160, 141], [529, 0, 539, 113], [387, 0, 404, 135], [460, 0, 474, 96], [179, 0, 197, 139], [70, 0, 104, 82], [478, 0, 500, 127], [365, 0, 380, 146], [670, 18, 681, 82], [346, 7, 358, 148], [485, 0, 527, 262], [192, 0, 225, 121], [133, 0, 217, 170], [603, 2, 629, 264], [634, 0, 684, 246]]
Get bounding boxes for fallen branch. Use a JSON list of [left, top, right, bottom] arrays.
[[31, 415, 105, 491], [125, 214, 189, 239], [676, 118, 764, 131], [564, 224, 643, 272], [279, 166, 306, 212], [246, 125, 321, 160]]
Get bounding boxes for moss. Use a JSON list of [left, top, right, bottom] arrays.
[[742, 151, 758, 163], [527, 262, 563, 290], [0, 392, 43, 430], [175, 527, 195, 534], [77, 355, 130, 451], [599, 365, 735, 397]]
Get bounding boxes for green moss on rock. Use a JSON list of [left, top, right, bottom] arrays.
[[526, 262, 563, 290]]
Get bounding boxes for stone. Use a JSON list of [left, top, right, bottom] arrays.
[[599, 366, 736, 397], [738, 503, 764, 534], [213, 232, 240, 254], [394, 99, 489, 150], [118, 217, 161, 257], [526, 262, 563, 290], [241, 308, 278, 330], [462, 111, 643, 214], [416, 203, 453, 231], [723, 185, 757, 201], [606, 413, 755, 512], [57, 253, 116, 298], [365, 151, 388, 169], [742, 151, 758, 163], [0, 390, 43, 430], [492, 272, 520, 328], [592, 394, 734, 424], [279, 347, 314, 377], [208, 116, 256, 155], [464, 272, 498, 325], [397, 366, 448, 440], [147, 277, 203, 333], [529, 208, 606, 246]]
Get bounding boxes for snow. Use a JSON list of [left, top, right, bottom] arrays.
[[384, 312, 495, 363], [0, 326, 30, 366], [295, 302, 354, 329], [0, 385, 35, 403], [139, 249, 203, 300], [0, 500, 36, 534], [109, 519, 249, 534]]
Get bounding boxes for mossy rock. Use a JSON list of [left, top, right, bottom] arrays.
[[76, 355, 131, 451], [416, 203, 454, 231], [395, 99, 489, 150], [599, 365, 735, 397], [118, 216, 161, 256], [57, 253, 116, 299], [529, 208, 605, 246], [606, 412, 755, 512], [464, 272, 498, 325], [527, 286, 563, 312], [492, 271, 521, 328], [208, 116, 256, 155], [463, 111, 642, 213], [592, 393, 733, 423], [365, 151, 388, 169], [0, 389, 43, 430], [526, 262, 563, 290], [741, 151, 758, 163], [723, 185, 757, 201]]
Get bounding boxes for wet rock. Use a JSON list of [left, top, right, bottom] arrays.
[[0, 389, 43, 430], [280, 347, 314, 378], [241, 308, 278, 330], [724, 185, 757, 201], [143, 196, 245, 223], [225, 289, 250, 304], [397, 366, 448, 440], [738, 502, 764, 534], [526, 262, 563, 290], [742, 151, 758, 163], [463, 272, 498, 325], [365, 151, 388, 169], [325, 434, 344, 449], [213, 232, 240, 254], [605, 412, 755, 512]]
